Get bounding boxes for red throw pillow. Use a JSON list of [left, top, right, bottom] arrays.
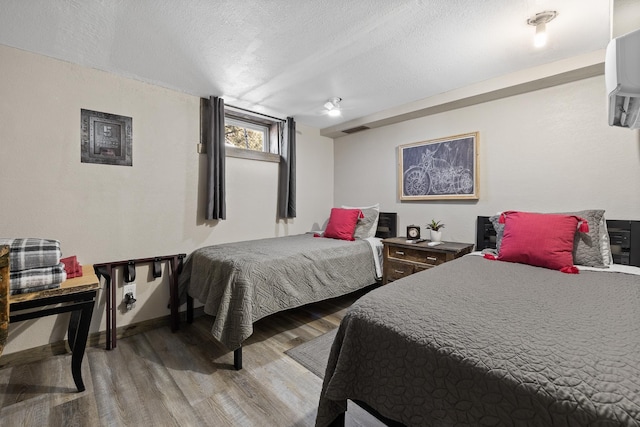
[[323, 208, 362, 241], [498, 211, 587, 272]]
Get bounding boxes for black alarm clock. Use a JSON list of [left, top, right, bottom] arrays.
[[407, 225, 420, 239]]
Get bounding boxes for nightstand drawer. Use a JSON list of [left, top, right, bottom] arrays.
[[386, 260, 416, 281], [388, 247, 447, 266], [413, 263, 433, 273]]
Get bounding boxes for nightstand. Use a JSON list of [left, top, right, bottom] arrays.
[[382, 237, 474, 284]]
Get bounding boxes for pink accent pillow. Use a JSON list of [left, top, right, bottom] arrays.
[[323, 208, 362, 241], [498, 211, 587, 272]]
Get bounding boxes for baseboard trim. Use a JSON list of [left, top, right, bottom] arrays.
[[0, 307, 206, 368]]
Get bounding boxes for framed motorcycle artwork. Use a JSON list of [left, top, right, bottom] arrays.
[[398, 132, 478, 200]]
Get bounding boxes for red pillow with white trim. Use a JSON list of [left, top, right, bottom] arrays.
[[496, 211, 588, 273], [323, 208, 363, 241]]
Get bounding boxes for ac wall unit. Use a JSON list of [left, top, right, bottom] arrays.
[[605, 28, 640, 129]]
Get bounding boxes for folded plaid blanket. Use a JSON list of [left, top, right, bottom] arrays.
[[10, 263, 66, 295], [0, 238, 61, 272]]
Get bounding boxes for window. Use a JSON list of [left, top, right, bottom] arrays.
[[224, 109, 281, 162], [225, 118, 269, 151]]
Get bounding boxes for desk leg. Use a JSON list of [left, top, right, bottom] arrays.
[[68, 309, 80, 351], [68, 298, 96, 392]]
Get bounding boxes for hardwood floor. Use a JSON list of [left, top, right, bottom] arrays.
[[0, 288, 385, 426]]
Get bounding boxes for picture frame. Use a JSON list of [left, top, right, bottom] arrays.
[[398, 132, 478, 200], [81, 109, 132, 166]]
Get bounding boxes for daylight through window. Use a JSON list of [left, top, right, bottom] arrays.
[[225, 118, 269, 152]]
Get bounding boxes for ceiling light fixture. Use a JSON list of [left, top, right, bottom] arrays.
[[324, 97, 342, 117], [527, 10, 558, 48]]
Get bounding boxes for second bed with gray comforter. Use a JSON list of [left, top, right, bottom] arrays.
[[179, 234, 378, 351], [317, 254, 640, 426]]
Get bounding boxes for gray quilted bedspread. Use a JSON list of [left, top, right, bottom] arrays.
[[317, 255, 640, 426], [178, 234, 377, 350]]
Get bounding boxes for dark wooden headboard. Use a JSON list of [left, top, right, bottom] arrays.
[[476, 216, 640, 267], [376, 212, 397, 239], [476, 216, 497, 251]]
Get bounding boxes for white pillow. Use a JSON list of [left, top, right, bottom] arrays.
[[341, 204, 380, 239], [600, 217, 614, 266]]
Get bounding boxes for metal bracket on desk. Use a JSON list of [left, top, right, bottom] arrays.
[[94, 253, 186, 350]]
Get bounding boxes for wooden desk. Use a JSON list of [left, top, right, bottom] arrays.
[[9, 265, 100, 392]]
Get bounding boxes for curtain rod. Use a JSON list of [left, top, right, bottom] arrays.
[[225, 103, 286, 123]]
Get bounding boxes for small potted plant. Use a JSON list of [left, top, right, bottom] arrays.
[[426, 219, 445, 242]]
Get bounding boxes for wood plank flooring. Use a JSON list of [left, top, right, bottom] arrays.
[[0, 288, 385, 426]]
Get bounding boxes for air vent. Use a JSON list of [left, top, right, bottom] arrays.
[[342, 125, 370, 134]]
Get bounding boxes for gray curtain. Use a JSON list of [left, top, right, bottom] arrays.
[[206, 96, 226, 220], [277, 117, 296, 219]]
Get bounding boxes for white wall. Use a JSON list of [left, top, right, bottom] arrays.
[[0, 44, 334, 354], [613, 0, 640, 37], [334, 75, 640, 244]]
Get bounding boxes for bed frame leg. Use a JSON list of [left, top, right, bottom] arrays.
[[329, 413, 345, 427], [234, 347, 242, 370], [186, 295, 194, 324]]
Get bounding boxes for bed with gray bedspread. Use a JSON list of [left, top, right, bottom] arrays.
[[316, 255, 640, 426], [178, 234, 377, 351]]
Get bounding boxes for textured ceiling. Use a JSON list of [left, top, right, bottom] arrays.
[[0, 0, 612, 129]]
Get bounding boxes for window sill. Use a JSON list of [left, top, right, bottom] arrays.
[[225, 146, 281, 163]]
